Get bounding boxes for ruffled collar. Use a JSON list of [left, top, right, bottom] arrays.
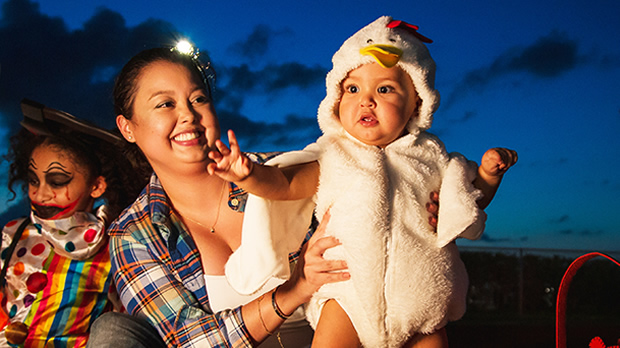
[[29, 205, 108, 260]]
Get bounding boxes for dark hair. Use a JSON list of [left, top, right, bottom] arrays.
[[113, 47, 213, 119], [5, 127, 146, 221]]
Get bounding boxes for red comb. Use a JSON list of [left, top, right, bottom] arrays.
[[387, 20, 433, 43]]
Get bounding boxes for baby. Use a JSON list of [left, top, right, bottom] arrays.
[[210, 16, 517, 347]]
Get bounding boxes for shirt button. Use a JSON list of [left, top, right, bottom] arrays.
[[231, 198, 239, 207]]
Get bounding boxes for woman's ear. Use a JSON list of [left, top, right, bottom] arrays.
[[90, 176, 107, 199], [116, 115, 135, 143]]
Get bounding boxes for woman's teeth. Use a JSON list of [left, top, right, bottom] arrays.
[[174, 132, 199, 141]]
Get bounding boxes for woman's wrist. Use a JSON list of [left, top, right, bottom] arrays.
[[272, 280, 307, 317], [272, 285, 293, 319]]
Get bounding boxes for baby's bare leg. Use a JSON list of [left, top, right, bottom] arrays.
[[402, 328, 448, 348], [311, 299, 361, 348]]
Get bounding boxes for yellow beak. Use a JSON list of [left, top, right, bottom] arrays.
[[359, 45, 403, 68]]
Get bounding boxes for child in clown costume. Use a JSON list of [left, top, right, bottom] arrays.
[[0, 100, 145, 347], [209, 16, 517, 347]]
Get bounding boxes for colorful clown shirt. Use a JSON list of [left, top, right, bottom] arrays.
[[0, 206, 118, 347]]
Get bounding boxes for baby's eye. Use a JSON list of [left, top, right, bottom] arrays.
[[378, 86, 394, 94], [345, 85, 359, 94]]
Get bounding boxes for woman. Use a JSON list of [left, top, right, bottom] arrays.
[[82, 47, 355, 348], [87, 46, 440, 347]]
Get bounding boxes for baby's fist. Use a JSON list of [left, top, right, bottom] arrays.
[[480, 148, 518, 177]]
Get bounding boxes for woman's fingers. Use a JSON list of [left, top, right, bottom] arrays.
[[303, 210, 349, 285], [427, 191, 439, 229]]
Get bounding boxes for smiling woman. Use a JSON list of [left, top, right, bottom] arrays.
[[85, 46, 351, 348]]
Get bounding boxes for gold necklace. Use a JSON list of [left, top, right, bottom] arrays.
[[183, 181, 227, 233]]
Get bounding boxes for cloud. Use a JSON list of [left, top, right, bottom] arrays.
[[549, 215, 570, 224], [218, 110, 320, 151], [445, 31, 582, 107], [0, 0, 325, 155], [448, 110, 477, 123], [229, 24, 278, 59], [0, 0, 180, 134], [0, 0, 327, 155], [478, 233, 513, 243], [558, 228, 603, 237], [219, 62, 326, 95]]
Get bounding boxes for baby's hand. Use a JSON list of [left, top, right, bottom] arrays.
[[480, 148, 518, 178], [207, 130, 254, 182]]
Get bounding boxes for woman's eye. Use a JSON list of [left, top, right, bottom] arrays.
[[27, 173, 39, 187], [156, 101, 174, 109], [50, 180, 70, 188], [46, 174, 72, 188], [192, 95, 209, 104]]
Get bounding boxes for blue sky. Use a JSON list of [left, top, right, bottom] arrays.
[[1, 0, 619, 253]]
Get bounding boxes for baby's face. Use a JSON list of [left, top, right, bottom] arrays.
[[28, 144, 95, 219], [338, 62, 418, 147]]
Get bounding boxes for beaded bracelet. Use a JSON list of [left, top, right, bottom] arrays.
[[271, 285, 291, 320], [257, 294, 274, 335]]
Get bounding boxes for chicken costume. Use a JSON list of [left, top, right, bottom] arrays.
[[225, 16, 487, 347]]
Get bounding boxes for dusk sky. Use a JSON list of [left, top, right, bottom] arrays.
[[1, 0, 619, 255]]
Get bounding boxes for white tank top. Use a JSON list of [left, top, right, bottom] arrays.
[[204, 275, 284, 312], [204, 275, 307, 324]]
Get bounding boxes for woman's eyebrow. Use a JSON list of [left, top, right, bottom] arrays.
[[43, 161, 72, 175], [148, 90, 175, 101]]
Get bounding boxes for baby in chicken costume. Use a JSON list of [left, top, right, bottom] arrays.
[[211, 16, 517, 347]]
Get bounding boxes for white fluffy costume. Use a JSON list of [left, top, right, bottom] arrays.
[[225, 16, 486, 347]]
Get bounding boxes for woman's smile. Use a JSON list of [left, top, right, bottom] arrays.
[[172, 130, 205, 146]]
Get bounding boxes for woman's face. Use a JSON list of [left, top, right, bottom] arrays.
[[118, 61, 220, 174], [28, 144, 97, 219]]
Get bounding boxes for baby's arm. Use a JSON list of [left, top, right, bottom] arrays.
[[474, 147, 518, 209], [208, 130, 319, 200]]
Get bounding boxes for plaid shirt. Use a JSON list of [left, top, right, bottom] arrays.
[[108, 153, 311, 348]]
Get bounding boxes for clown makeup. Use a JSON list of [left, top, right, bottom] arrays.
[[28, 144, 97, 220]]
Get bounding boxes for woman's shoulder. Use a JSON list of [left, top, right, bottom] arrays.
[[108, 187, 153, 239]]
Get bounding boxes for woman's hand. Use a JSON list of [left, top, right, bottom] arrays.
[[300, 211, 350, 292], [426, 191, 439, 229], [277, 210, 349, 308]]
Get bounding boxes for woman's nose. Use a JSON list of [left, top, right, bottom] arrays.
[[31, 184, 53, 203], [179, 102, 200, 124]]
